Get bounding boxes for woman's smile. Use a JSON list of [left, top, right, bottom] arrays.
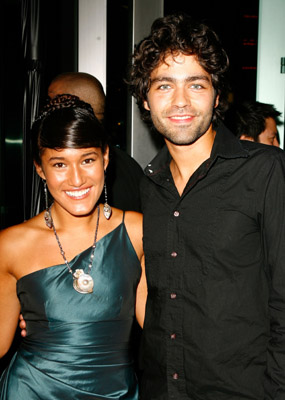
[[65, 187, 91, 199]]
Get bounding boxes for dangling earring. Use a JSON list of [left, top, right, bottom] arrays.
[[103, 174, 112, 220], [43, 180, 52, 228]]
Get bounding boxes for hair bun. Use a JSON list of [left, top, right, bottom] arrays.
[[36, 94, 94, 122]]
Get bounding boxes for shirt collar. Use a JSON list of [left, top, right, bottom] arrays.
[[144, 121, 249, 177], [210, 121, 249, 160]]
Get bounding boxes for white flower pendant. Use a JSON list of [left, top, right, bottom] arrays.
[[73, 269, 94, 294]]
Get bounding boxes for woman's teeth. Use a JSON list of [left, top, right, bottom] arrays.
[[65, 188, 90, 197]]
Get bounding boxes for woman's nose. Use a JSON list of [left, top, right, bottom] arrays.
[[68, 165, 85, 187]]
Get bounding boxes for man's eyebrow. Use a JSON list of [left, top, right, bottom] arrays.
[[150, 75, 211, 84]]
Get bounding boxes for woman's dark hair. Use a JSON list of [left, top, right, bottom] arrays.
[[128, 13, 229, 127], [32, 94, 108, 165]]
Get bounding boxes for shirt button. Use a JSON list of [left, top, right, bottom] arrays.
[[171, 251, 177, 258], [172, 373, 179, 380], [170, 333, 176, 339], [173, 211, 180, 217], [170, 293, 177, 299]]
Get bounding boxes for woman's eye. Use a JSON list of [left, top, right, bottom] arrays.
[[82, 158, 95, 165], [54, 163, 65, 168]]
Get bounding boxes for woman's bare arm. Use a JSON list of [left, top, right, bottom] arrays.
[[124, 211, 147, 328], [0, 229, 21, 357]]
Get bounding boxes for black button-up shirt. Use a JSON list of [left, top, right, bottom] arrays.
[[140, 122, 285, 399]]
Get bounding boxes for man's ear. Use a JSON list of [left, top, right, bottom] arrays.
[[143, 99, 150, 111], [239, 134, 254, 142], [34, 162, 46, 180], [214, 94, 219, 109]]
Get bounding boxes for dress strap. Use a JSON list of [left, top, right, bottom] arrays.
[[122, 211, 125, 223]]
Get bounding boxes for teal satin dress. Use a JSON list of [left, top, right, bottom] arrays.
[[0, 219, 141, 399]]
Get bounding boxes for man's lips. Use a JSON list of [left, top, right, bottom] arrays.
[[168, 115, 194, 122], [65, 188, 91, 198]]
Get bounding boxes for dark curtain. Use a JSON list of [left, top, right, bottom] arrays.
[[21, 0, 42, 220], [0, 0, 43, 376]]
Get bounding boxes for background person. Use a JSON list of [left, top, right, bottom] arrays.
[[233, 100, 282, 147], [0, 94, 147, 399]]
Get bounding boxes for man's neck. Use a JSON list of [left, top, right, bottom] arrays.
[[167, 128, 216, 195]]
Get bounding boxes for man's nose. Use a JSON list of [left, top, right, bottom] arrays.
[[172, 87, 190, 108]]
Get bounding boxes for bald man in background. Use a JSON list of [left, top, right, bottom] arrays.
[[48, 72, 105, 121], [48, 72, 144, 212]]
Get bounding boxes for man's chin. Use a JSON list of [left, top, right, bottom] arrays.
[[164, 131, 206, 147]]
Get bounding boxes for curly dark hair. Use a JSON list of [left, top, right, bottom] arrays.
[[32, 94, 108, 165], [128, 13, 229, 127]]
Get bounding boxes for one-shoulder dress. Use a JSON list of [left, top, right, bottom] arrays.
[[0, 218, 141, 399]]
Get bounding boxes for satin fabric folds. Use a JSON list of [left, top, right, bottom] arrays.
[[0, 221, 141, 399]]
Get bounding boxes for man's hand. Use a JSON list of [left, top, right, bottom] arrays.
[[19, 314, 27, 337]]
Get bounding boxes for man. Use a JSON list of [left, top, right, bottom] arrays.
[[235, 100, 282, 147], [48, 72, 144, 212], [48, 72, 105, 122], [129, 13, 285, 399]]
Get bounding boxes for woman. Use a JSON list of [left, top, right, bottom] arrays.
[[0, 94, 147, 399]]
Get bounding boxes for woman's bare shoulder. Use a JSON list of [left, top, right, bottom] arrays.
[[0, 213, 45, 260], [109, 208, 142, 232], [124, 210, 143, 229], [123, 210, 143, 258]]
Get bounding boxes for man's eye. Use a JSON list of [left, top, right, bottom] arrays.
[[191, 84, 203, 89], [158, 84, 171, 90]]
